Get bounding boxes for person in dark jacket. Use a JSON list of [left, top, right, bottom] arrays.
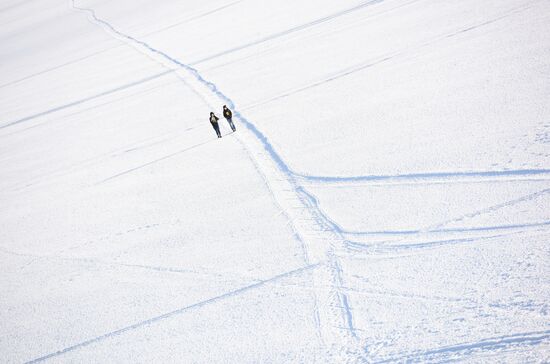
[[223, 105, 236, 132], [209, 112, 222, 138]]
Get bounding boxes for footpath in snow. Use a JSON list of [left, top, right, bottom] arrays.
[[0, 0, 549, 362]]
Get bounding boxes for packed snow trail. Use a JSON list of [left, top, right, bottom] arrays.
[[69, 1, 295, 177], [24, 1, 366, 361], [4, 0, 548, 362], [61, 2, 548, 362]]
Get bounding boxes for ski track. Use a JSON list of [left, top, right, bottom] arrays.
[[0, 43, 124, 90], [297, 168, 550, 186], [188, 0, 385, 66], [139, 0, 245, 38], [374, 330, 550, 363], [343, 229, 548, 255], [0, 70, 174, 130], [296, 183, 361, 351], [96, 138, 215, 184], [17, 0, 548, 361], [24, 264, 319, 364], [345, 235, 492, 254], [425, 188, 550, 232], [227, 134, 328, 346], [201, 0, 423, 74], [0, 246, 241, 281], [41, 0, 364, 360], [342, 221, 550, 238], [3, 105, 191, 193], [241, 1, 537, 111], [0, 78, 181, 141]]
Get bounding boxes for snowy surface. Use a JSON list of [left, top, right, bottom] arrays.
[[1, 0, 549, 362]]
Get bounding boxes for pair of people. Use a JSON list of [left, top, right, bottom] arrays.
[[209, 105, 236, 138]]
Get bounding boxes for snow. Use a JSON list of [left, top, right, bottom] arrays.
[[1, 0, 549, 362]]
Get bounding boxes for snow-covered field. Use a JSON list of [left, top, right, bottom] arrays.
[[1, 0, 549, 362]]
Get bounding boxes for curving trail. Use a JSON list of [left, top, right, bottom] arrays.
[[20, 1, 372, 362], [14, 0, 549, 362]]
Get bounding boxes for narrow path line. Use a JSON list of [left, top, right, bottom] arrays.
[[425, 188, 550, 232], [70, 0, 362, 358], [25, 264, 319, 364], [64, 2, 550, 363], [0, 44, 124, 90], [374, 330, 550, 363], [140, 0, 245, 38], [96, 138, 214, 184], [0, 70, 173, 129], [297, 168, 550, 186], [189, 0, 384, 65]]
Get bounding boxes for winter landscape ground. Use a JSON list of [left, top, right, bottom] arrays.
[[1, 0, 549, 362]]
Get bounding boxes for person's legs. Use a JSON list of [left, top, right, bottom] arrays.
[[212, 123, 221, 137], [227, 118, 236, 131]]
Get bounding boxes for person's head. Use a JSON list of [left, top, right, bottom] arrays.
[[210, 112, 214, 116], [223, 105, 227, 109]]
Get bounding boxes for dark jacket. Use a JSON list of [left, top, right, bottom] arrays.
[[210, 114, 219, 124], [223, 108, 232, 119]]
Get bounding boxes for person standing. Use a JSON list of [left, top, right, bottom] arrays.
[[209, 112, 222, 138], [223, 105, 236, 132]]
